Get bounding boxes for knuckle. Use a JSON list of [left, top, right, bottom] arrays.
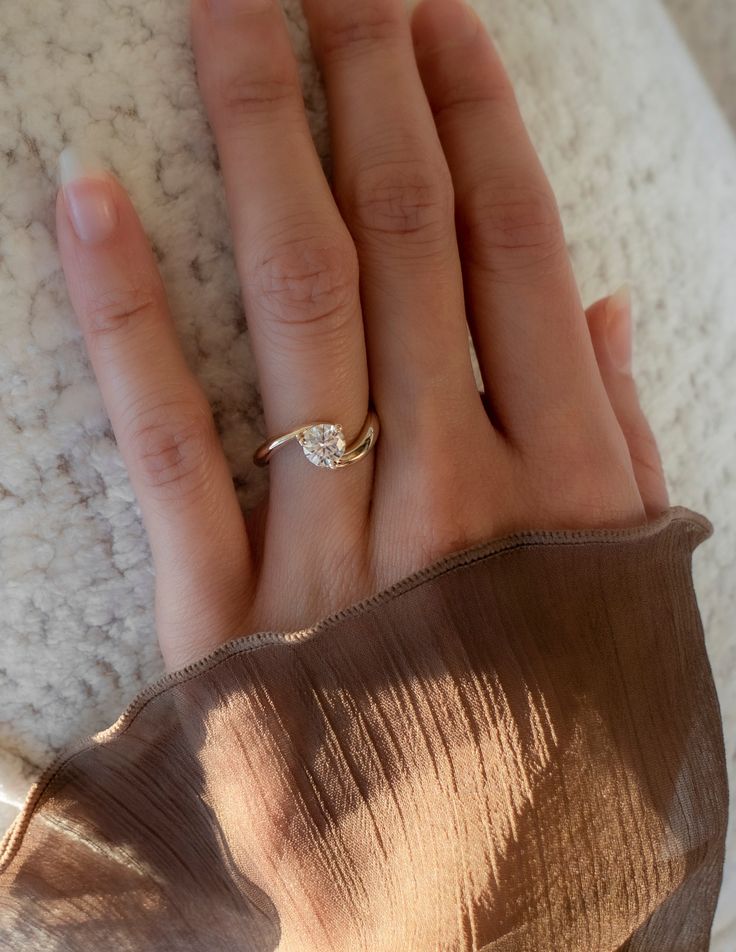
[[84, 285, 159, 345], [404, 458, 480, 565], [346, 157, 454, 242], [126, 398, 217, 501], [218, 73, 302, 119], [536, 422, 637, 516], [432, 77, 515, 126], [517, 398, 650, 524], [248, 232, 359, 338], [316, 3, 403, 60], [462, 180, 568, 279]]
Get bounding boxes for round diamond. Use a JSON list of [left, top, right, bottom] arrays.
[[298, 424, 346, 469]]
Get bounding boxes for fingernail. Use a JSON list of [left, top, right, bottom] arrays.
[[605, 284, 633, 374], [58, 147, 119, 245]]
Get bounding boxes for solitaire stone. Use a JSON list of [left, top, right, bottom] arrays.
[[298, 424, 347, 469]]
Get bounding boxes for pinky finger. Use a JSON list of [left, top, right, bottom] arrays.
[[586, 287, 670, 518]]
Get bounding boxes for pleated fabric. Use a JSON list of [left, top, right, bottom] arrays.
[[0, 506, 728, 951]]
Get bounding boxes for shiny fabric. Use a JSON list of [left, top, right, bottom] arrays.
[[0, 506, 728, 951]]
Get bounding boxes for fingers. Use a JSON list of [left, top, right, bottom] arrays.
[[56, 149, 252, 672], [586, 289, 670, 517], [410, 0, 609, 444], [300, 0, 485, 444], [190, 0, 372, 517]]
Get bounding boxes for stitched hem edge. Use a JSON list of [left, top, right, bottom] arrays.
[[0, 505, 712, 871]]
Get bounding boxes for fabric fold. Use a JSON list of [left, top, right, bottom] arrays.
[[0, 506, 727, 951]]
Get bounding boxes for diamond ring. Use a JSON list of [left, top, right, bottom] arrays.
[[253, 409, 380, 470]]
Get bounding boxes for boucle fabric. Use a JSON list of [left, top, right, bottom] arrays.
[[0, 0, 734, 944], [664, 0, 736, 132]]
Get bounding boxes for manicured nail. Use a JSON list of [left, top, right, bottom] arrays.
[[606, 284, 633, 374], [58, 147, 118, 245]]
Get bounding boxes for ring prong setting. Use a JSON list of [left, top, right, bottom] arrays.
[[297, 423, 347, 469], [253, 411, 378, 469]]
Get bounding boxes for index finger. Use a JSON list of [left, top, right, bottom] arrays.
[[57, 149, 253, 670]]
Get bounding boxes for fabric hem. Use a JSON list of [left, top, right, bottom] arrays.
[[0, 504, 712, 872]]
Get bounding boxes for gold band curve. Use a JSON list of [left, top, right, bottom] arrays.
[[253, 409, 380, 470]]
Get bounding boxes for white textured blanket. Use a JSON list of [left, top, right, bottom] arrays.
[[1, 0, 734, 944]]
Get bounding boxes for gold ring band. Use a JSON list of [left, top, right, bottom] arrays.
[[253, 409, 380, 470]]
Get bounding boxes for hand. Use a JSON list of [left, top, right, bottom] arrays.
[[55, 0, 668, 673]]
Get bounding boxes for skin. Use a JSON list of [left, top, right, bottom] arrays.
[[56, 0, 668, 674]]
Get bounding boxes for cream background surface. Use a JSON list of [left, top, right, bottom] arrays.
[[0, 0, 734, 944]]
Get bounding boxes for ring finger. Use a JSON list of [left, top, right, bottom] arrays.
[[191, 0, 372, 534]]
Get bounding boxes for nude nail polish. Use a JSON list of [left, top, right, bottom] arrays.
[[606, 284, 634, 374], [58, 146, 119, 245]]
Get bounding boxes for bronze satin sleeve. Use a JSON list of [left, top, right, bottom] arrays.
[[0, 506, 728, 951]]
